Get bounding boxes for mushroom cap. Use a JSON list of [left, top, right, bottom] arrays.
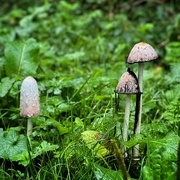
[[127, 42, 158, 64], [115, 70, 140, 94], [20, 76, 40, 117]]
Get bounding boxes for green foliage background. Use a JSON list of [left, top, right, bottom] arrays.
[[0, 0, 180, 179]]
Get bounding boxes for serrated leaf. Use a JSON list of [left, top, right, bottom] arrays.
[[0, 77, 15, 97], [12, 151, 35, 166], [12, 141, 58, 166], [4, 38, 39, 77], [34, 141, 59, 157]]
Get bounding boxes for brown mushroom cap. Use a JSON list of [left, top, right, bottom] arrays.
[[20, 76, 40, 117], [115, 71, 140, 94], [127, 42, 158, 64]]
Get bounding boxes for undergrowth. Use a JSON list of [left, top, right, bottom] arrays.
[[0, 0, 180, 179]]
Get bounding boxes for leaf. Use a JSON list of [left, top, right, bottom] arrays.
[[124, 133, 144, 148], [0, 128, 27, 160], [12, 151, 35, 166], [81, 130, 109, 157], [4, 38, 39, 77], [75, 117, 84, 127], [142, 133, 178, 180], [94, 163, 123, 180], [33, 141, 59, 157], [12, 141, 59, 166], [0, 77, 15, 97], [33, 117, 69, 135]]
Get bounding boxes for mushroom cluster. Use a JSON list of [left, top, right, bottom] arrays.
[[115, 42, 158, 157]]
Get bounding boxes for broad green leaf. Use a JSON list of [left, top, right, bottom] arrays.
[[0, 77, 15, 97], [94, 163, 123, 180], [0, 128, 27, 160], [4, 38, 39, 77], [81, 130, 109, 157]]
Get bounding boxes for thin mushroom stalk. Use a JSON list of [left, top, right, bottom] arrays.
[[135, 63, 143, 133], [123, 94, 131, 142], [127, 42, 158, 157], [115, 69, 140, 155], [20, 76, 40, 136], [133, 63, 143, 157], [27, 118, 33, 136]]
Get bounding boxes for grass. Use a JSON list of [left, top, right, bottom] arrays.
[[0, 1, 180, 179]]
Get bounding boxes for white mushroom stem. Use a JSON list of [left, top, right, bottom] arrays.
[[27, 119, 33, 136], [122, 94, 131, 154], [136, 63, 143, 134], [133, 63, 143, 157]]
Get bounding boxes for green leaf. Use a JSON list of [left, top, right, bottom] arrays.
[[81, 130, 109, 157], [94, 163, 123, 180], [75, 117, 84, 127], [124, 134, 144, 148], [33, 117, 69, 135], [0, 77, 15, 97], [33, 141, 59, 157], [12, 141, 58, 166], [4, 38, 39, 77], [142, 166, 153, 180], [12, 151, 35, 166], [0, 128, 27, 160], [142, 133, 178, 180]]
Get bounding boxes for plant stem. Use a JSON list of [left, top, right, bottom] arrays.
[[27, 118, 33, 136], [111, 140, 130, 180], [122, 95, 131, 154], [133, 63, 143, 157]]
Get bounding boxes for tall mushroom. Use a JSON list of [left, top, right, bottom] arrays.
[[126, 42, 158, 157], [20, 76, 40, 136], [115, 68, 140, 154]]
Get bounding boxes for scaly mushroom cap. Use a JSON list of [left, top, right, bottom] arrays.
[[115, 70, 140, 94], [20, 76, 40, 117], [127, 42, 158, 64]]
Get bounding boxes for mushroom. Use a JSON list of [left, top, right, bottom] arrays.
[[115, 68, 140, 154], [126, 42, 158, 157], [20, 76, 40, 136]]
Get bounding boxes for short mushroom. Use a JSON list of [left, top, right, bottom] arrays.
[[115, 68, 140, 154], [20, 76, 40, 136], [127, 42, 158, 157]]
